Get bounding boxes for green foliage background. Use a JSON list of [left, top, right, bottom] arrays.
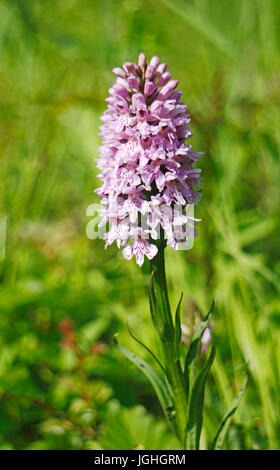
[[0, 0, 280, 450]]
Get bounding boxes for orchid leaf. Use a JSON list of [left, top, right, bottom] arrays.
[[185, 341, 216, 450], [114, 336, 178, 437], [126, 320, 166, 375], [174, 292, 183, 359]]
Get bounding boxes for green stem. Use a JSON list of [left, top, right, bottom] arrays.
[[150, 244, 188, 446]]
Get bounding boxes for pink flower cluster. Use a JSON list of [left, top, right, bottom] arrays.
[[96, 53, 201, 266]]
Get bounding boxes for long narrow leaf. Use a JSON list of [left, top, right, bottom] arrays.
[[183, 301, 214, 399], [126, 320, 166, 375], [212, 374, 248, 450], [114, 336, 178, 437], [185, 341, 216, 450], [174, 292, 183, 359]]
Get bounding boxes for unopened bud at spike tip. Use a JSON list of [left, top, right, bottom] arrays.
[[138, 52, 147, 71]]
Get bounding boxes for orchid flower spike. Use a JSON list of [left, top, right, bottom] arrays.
[[96, 53, 201, 266]]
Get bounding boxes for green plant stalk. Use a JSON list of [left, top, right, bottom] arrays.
[[150, 244, 188, 446]]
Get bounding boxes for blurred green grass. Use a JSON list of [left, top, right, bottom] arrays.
[[0, 0, 280, 450]]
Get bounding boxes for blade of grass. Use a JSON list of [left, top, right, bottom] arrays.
[[159, 0, 239, 61], [212, 374, 248, 449]]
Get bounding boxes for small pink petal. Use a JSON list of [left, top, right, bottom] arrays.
[[123, 245, 133, 260]]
